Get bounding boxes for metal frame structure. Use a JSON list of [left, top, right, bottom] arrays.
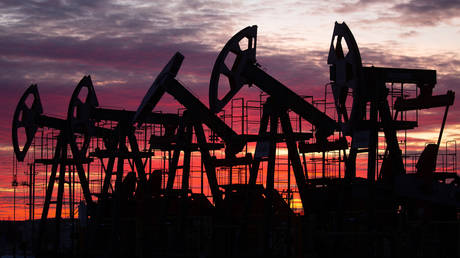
[[9, 22, 460, 258], [133, 52, 251, 206], [12, 84, 96, 252]]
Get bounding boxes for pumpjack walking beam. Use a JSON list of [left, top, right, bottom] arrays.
[[208, 26, 334, 255], [209, 25, 338, 141], [209, 26, 338, 214], [132, 52, 249, 206]]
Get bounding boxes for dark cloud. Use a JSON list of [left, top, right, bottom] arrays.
[[333, 0, 460, 26], [392, 0, 460, 26]]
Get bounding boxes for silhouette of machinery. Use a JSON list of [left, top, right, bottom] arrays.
[[11, 22, 460, 258], [13, 84, 96, 250], [66, 75, 183, 256]]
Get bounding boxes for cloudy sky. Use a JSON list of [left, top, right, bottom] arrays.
[[1, 0, 459, 219]]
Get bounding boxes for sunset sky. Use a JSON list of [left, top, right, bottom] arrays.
[[1, 0, 460, 220]]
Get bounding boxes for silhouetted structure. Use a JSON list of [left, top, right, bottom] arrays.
[[10, 22, 459, 258]]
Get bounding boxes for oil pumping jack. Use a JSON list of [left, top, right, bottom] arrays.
[[131, 52, 250, 208], [12, 83, 111, 252], [327, 22, 455, 183], [209, 25, 340, 211], [67, 75, 180, 202], [327, 22, 460, 231], [207, 26, 345, 256], [66, 75, 182, 256]]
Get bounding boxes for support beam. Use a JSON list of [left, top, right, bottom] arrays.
[[279, 112, 308, 210]]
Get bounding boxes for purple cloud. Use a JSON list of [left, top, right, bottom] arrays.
[[333, 0, 460, 26], [392, 0, 460, 26]]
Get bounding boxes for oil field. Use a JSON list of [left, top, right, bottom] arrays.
[[5, 22, 460, 257]]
